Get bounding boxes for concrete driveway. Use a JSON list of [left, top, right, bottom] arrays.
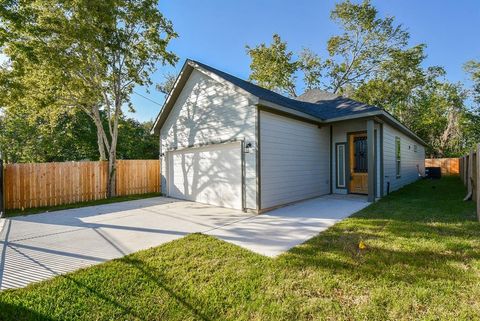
[[0, 195, 368, 290]]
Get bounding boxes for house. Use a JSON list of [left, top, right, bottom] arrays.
[[152, 59, 426, 213]]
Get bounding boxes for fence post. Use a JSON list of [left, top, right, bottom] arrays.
[[477, 144, 480, 222], [460, 157, 463, 183], [0, 159, 4, 218], [468, 155, 471, 189], [473, 151, 478, 203], [465, 156, 469, 186]]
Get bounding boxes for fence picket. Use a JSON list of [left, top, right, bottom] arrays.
[[3, 160, 161, 210], [425, 158, 460, 175]]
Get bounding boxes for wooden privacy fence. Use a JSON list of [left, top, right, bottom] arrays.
[[425, 158, 460, 175], [459, 144, 480, 221], [2, 160, 161, 211]]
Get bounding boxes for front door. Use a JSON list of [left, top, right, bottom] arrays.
[[349, 132, 368, 194]]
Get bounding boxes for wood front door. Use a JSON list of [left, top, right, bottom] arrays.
[[349, 132, 368, 194]]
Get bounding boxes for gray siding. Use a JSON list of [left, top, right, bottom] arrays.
[[260, 111, 330, 209], [160, 69, 258, 210], [383, 123, 425, 194]]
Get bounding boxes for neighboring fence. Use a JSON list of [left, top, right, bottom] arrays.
[[459, 144, 480, 221], [2, 160, 161, 211], [425, 158, 460, 175]]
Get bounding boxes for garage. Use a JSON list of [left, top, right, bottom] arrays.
[[167, 142, 243, 210]]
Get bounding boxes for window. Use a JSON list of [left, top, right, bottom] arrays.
[[414, 144, 418, 152], [336, 143, 346, 188], [395, 137, 401, 177]]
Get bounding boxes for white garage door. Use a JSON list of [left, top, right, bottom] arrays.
[[167, 142, 243, 210]]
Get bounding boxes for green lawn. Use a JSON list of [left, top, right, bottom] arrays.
[[1, 177, 479, 320], [5, 193, 163, 218]]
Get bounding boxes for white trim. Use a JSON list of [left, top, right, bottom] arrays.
[[151, 61, 191, 134]]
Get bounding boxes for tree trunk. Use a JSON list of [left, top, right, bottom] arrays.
[[107, 148, 116, 198], [95, 124, 107, 160], [106, 97, 121, 198], [84, 106, 109, 161]]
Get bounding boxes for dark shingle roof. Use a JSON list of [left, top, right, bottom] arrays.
[[296, 88, 339, 103], [191, 60, 381, 121]]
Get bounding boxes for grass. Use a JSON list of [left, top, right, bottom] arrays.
[[1, 177, 479, 320], [4, 193, 163, 218]]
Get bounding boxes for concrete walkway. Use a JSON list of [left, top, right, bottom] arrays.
[[0, 194, 368, 290]]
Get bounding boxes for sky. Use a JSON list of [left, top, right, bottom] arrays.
[[130, 0, 480, 122]]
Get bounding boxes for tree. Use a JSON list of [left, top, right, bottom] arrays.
[[0, 106, 100, 163], [410, 69, 469, 157], [1, 0, 177, 197], [465, 60, 480, 105], [246, 34, 322, 97], [246, 34, 299, 97], [117, 119, 159, 159], [353, 44, 427, 122], [246, 1, 413, 98], [156, 73, 178, 95], [325, 0, 409, 94], [0, 102, 159, 163]]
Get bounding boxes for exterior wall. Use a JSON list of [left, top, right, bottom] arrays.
[[383, 123, 425, 194], [259, 111, 330, 209], [159, 69, 258, 210]]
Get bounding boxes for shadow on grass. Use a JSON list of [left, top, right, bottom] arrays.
[[122, 256, 213, 321], [282, 176, 479, 285], [0, 301, 54, 321], [0, 177, 478, 320]]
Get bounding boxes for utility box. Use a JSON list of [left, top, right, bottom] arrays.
[[425, 167, 442, 179]]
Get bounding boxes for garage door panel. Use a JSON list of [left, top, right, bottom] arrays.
[[168, 143, 242, 210]]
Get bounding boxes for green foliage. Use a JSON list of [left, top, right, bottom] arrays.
[[117, 119, 159, 160], [326, 0, 409, 93], [246, 34, 322, 97], [299, 48, 323, 91], [246, 34, 299, 97], [156, 73, 178, 95], [353, 45, 427, 115], [0, 107, 159, 163], [0, 107, 98, 163], [465, 60, 480, 105]]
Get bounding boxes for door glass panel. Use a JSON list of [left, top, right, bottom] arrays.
[[354, 136, 368, 173]]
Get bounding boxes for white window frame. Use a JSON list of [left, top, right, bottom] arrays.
[[395, 136, 401, 178]]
